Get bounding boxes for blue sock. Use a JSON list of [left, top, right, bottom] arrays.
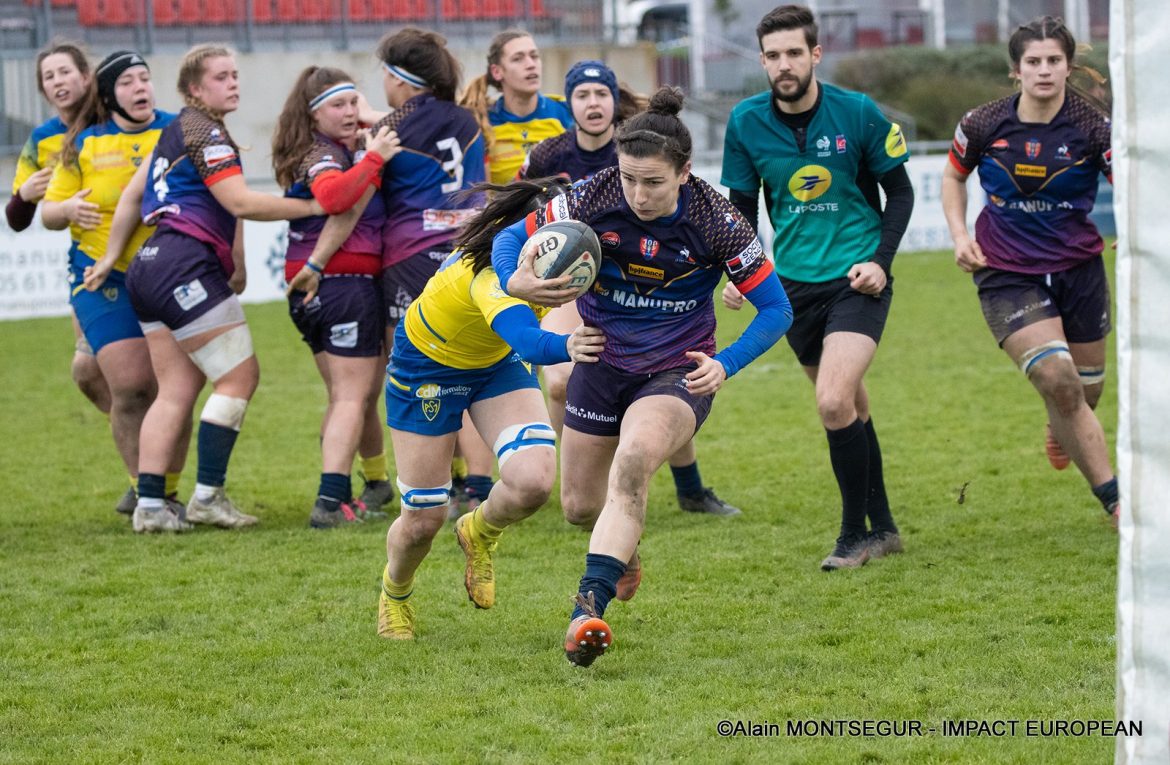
[[465, 474, 494, 504], [196, 421, 239, 487], [1091, 477, 1119, 511], [571, 553, 626, 620], [671, 461, 703, 497], [318, 472, 350, 508], [137, 473, 166, 500]]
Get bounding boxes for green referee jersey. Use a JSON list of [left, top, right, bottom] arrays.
[[722, 82, 909, 283]]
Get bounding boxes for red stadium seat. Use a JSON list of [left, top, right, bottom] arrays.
[[251, 0, 275, 22], [348, 0, 372, 22], [99, 0, 137, 26], [76, 0, 101, 24], [275, 0, 298, 20], [152, 0, 179, 24], [855, 27, 885, 49]]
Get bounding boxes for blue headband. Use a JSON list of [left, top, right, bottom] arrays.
[[564, 59, 618, 104], [310, 83, 357, 111], [382, 62, 428, 89]]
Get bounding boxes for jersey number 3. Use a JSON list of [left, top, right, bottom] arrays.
[[436, 137, 464, 194]]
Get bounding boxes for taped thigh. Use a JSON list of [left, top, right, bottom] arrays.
[[1017, 340, 1072, 378], [1077, 364, 1106, 386], [493, 422, 557, 470], [396, 478, 452, 512], [188, 324, 254, 382]]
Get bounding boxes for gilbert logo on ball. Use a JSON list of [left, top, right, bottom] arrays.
[[524, 220, 600, 296]]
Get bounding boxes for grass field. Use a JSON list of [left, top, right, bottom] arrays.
[[0, 249, 1119, 763]]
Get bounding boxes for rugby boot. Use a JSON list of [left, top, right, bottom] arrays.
[[564, 591, 613, 667], [614, 547, 642, 602], [820, 532, 871, 571], [309, 498, 362, 529], [115, 486, 137, 516], [377, 587, 416, 640], [358, 479, 395, 516], [866, 530, 904, 559], [1045, 423, 1071, 470], [132, 503, 192, 534], [1107, 501, 1120, 531], [678, 487, 741, 516], [350, 496, 387, 522], [454, 510, 498, 609], [186, 488, 259, 529]]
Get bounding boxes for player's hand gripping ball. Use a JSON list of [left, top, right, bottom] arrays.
[[523, 220, 599, 297]]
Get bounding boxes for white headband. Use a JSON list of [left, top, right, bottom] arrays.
[[382, 62, 428, 89], [309, 83, 357, 111]]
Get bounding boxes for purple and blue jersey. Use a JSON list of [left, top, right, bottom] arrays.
[[373, 95, 485, 267], [141, 107, 242, 274], [949, 91, 1112, 275], [519, 130, 617, 182], [513, 167, 777, 375]]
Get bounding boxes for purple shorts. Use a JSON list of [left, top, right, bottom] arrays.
[[126, 229, 234, 330], [973, 258, 1111, 345], [564, 359, 713, 438], [289, 275, 384, 357], [781, 275, 893, 367], [382, 250, 449, 327]]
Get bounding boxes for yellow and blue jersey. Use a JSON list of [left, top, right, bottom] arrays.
[[11, 116, 68, 193], [487, 93, 573, 184], [44, 110, 175, 271], [404, 252, 550, 370]]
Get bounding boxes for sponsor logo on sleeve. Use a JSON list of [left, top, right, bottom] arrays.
[[308, 159, 343, 176], [885, 123, 907, 158], [727, 239, 764, 275], [203, 144, 237, 168], [547, 194, 570, 222], [952, 125, 969, 157]]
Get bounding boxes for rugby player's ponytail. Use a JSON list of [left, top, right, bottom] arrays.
[[272, 65, 355, 190], [454, 176, 573, 274], [615, 82, 649, 124], [376, 27, 461, 102], [177, 43, 234, 119], [615, 85, 692, 172]]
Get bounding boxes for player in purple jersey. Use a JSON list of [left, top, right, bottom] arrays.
[[942, 17, 1119, 527], [493, 87, 793, 667], [523, 60, 741, 518], [272, 66, 403, 529], [101, 44, 322, 533]]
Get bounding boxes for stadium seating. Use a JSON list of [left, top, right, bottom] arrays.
[[70, 0, 550, 25]]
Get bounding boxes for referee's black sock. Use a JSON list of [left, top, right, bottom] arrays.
[[826, 418, 870, 539], [863, 418, 898, 534]]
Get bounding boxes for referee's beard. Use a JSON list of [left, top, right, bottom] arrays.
[[771, 70, 814, 104]]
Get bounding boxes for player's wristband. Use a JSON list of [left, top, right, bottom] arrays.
[[304, 260, 323, 274]]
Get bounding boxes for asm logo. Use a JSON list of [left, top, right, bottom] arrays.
[[787, 165, 833, 202]]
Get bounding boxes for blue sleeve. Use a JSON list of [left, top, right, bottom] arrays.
[[491, 218, 529, 295], [490, 304, 571, 366], [712, 273, 792, 379]]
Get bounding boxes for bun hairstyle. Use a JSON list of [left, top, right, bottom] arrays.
[[614, 85, 692, 171]]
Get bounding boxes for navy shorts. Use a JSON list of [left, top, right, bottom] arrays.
[[289, 275, 383, 357], [126, 229, 234, 330], [973, 258, 1111, 345], [781, 275, 894, 367], [382, 250, 449, 327], [385, 323, 540, 436], [564, 359, 713, 438], [67, 255, 142, 353]]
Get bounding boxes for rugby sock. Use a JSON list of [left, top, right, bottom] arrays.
[[451, 456, 469, 481], [468, 503, 504, 540], [382, 566, 413, 600], [465, 474, 494, 505], [165, 472, 181, 498], [1091, 477, 1119, 511], [196, 420, 239, 490], [572, 553, 626, 620], [128, 474, 137, 491], [137, 473, 166, 512], [361, 453, 389, 483], [318, 472, 350, 511], [863, 419, 898, 533], [826, 419, 870, 538], [670, 462, 704, 497]]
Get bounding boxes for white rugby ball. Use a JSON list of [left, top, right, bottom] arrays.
[[522, 219, 599, 297]]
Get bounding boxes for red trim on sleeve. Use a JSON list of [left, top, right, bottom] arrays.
[[947, 151, 971, 177], [310, 152, 383, 215], [736, 258, 774, 295], [524, 211, 539, 236], [205, 165, 243, 187]]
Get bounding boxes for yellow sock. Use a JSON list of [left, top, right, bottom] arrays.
[[451, 456, 468, 481], [469, 503, 504, 542], [382, 566, 414, 599], [361, 453, 389, 483], [128, 474, 137, 490], [165, 472, 181, 497]]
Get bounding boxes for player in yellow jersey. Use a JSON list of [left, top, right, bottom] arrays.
[[41, 50, 188, 522], [376, 177, 604, 639], [6, 43, 119, 479]]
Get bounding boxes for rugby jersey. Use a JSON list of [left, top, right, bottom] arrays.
[[519, 130, 616, 182], [44, 110, 175, 271], [487, 93, 573, 184], [948, 91, 1111, 274], [12, 116, 68, 194]]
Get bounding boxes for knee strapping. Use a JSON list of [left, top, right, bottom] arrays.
[[396, 478, 452, 512], [494, 422, 556, 469], [1018, 340, 1072, 377], [1077, 364, 1106, 386], [189, 324, 254, 382], [202, 393, 248, 430]]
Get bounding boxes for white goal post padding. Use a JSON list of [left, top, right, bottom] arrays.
[[1112, 1, 1170, 763]]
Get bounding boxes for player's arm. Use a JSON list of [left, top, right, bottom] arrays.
[[491, 217, 577, 306], [847, 164, 914, 295], [941, 161, 985, 273], [7, 139, 52, 231], [227, 221, 247, 294], [84, 159, 149, 291], [727, 188, 760, 232], [285, 185, 376, 302], [490, 305, 604, 365], [721, 111, 762, 232], [41, 161, 98, 231]]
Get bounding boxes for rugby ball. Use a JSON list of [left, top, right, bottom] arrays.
[[523, 220, 599, 296]]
